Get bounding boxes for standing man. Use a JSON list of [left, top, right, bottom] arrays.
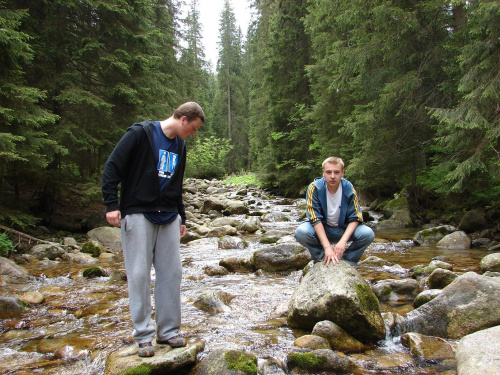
[[295, 156, 374, 266], [101, 102, 204, 357]]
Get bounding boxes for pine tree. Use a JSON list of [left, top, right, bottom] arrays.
[[426, 0, 500, 203], [0, 3, 61, 225], [214, 0, 249, 172]]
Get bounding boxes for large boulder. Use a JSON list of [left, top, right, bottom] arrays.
[[0, 257, 29, 279], [398, 272, 500, 339], [252, 243, 311, 272], [287, 261, 386, 343], [456, 325, 500, 375], [458, 209, 488, 233], [28, 244, 66, 260], [413, 225, 457, 246], [0, 296, 23, 319], [480, 253, 500, 273], [436, 231, 471, 249], [87, 227, 121, 249], [377, 197, 413, 229]]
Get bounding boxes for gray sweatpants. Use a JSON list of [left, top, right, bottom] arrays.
[[121, 213, 182, 343]]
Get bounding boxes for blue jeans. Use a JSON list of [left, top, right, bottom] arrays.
[[294, 221, 375, 265]]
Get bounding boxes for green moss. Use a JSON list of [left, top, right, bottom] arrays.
[[355, 283, 380, 312], [121, 364, 152, 375], [288, 352, 327, 370], [81, 241, 101, 257], [225, 350, 258, 374]]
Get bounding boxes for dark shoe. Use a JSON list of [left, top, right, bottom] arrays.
[[138, 342, 154, 357], [157, 336, 186, 348]]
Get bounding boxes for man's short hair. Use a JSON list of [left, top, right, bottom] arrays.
[[322, 156, 344, 170], [173, 102, 205, 123]]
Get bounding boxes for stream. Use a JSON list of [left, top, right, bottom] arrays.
[[0, 191, 491, 374]]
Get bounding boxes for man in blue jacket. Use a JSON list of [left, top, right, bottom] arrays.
[[102, 102, 204, 357], [295, 156, 374, 266]]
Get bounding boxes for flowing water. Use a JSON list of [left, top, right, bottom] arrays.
[[0, 194, 491, 375]]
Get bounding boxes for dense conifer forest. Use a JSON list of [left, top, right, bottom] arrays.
[[0, 0, 498, 231]]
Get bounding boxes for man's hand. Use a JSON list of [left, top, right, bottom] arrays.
[[180, 224, 187, 238], [106, 210, 121, 227]]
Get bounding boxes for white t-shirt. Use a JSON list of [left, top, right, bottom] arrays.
[[326, 184, 342, 227]]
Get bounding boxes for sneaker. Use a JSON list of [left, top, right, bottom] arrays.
[[138, 342, 154, 357], [156, 336, 187, 348]]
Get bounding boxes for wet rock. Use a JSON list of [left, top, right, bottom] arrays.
[[237, 217, 262, 233], [401, 332, 455, 360], [371, 278, 419, 301], [261, 212, 290, 222], [29, 244, 66, 260], [193, 290, 235, 314], [382, 312, 406, 336], [201, 197, 225, 214], [252, 243, 311, 273], [413, 289, 442, 308], [427, 268, 458, 289], [294, 335, 331, 350], [222, 199, 249, 215], [54, 345, 88, 361], [63, 237, 78, 248], [0, 297, 23, 319], [218, 235, 247, 250], [376, 197, 413, 229], [0, 256, 29, 279], [82, 266, 105, 278], [413, 225, 456, 246], [210, 217, 241, 228], [19, 291, 44, 304], [358, 255, 393, 267], [219, 257, 254, 273], [373, 352, 416, 372], [81, 240, 104, 257], [61, 252, 98, 264], [258, 358, 286, 375], [398, 272, 500, 339], [312, 320, 369, 352], [192, 349, 258, 375], [287, 261, 386, 343], [286, 349, 357, 374], [437, 231, 471, 249], [206, 225, 237, 238], [410, 259, 453, 278], [456, 325, 500, 375], [104, 339, 205, 375], [480, 252, 500, 273], [204, 265, 229, 277], [459, 209, 487, 233], [87, 227, 121, 249]]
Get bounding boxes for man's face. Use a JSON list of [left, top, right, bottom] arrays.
[[180, 116, 203, 139], [322, 162, 344, 190]]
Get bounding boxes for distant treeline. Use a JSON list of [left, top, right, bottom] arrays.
[[0, 0, 498, 228]]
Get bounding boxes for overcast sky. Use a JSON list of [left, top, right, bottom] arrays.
[[188, 0, 253, 70]]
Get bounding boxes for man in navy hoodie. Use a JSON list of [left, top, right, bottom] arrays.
[[102, 102, 204, 357], [295, 156, 374, 266]]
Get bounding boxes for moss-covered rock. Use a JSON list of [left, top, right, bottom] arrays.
[[81, 240, 103, 257], [82, 266, 104, 278]]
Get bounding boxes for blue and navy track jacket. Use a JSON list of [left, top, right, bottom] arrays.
[[305, 177, 364, 229]]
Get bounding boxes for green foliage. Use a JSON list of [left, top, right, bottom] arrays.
[[0, 233, 16, 257], [185, 136, 233, 179], [222, 173, 261, 187]]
